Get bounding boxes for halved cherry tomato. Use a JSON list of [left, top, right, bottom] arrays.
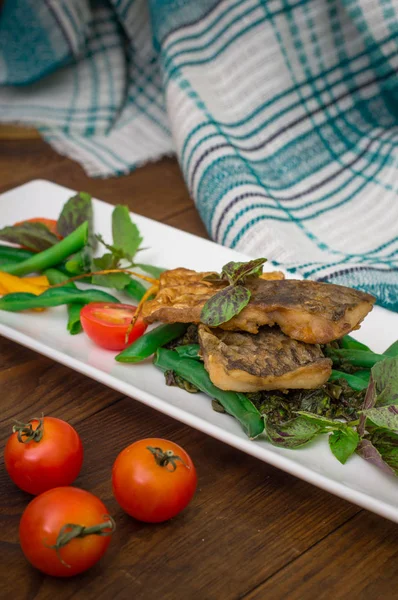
[[4, 416, 83, 495], [112, 438, 197, 523], [14, 217, 62, 239], [19, 487, 114, 577], [80, 302, 148, 351]]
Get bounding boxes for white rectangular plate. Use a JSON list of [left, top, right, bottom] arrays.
[[1, 180, 398, 522]]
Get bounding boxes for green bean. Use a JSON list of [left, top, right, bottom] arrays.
[[115, 323, 188, 363], [354, 370, 371, 383], [64, 250, 86, 275], [0, 221, 88, 276], [339, 335, 371, 352], [154, 348, 264, 439], [124, 278, 147, 302], [0, 285, 119, 312], [45, 268, 83, 334], [324, 347, 385, 369], [329, 370, 369, 391], [383, 340, 398, 357], [0, 245, 35, 263], [66, 303, 84, 335], [175, 344, 201, 360]]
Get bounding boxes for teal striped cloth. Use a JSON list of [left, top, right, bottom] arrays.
[[1, 0, 398, 311]]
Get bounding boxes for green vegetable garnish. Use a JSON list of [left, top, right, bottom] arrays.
[[200, 257, 267, 327], [0, 222, 88, 277]]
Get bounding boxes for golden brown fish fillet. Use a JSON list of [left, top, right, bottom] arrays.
[[199, 326, 332, 392], [142, 268, 375, 344]]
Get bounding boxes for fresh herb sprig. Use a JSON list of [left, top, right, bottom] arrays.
[[200, 258, 267, 327]]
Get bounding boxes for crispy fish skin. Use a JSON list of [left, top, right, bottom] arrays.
[[142, 268, 375, 344], [198, 325, 333, 392]]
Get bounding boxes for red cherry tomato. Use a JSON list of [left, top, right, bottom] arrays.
[[80, 302, 148, 350], [4, 416, 83, 495], [14, 218, 62, 239], [112, 438, 197, 523], [19, 487, 114, 577]]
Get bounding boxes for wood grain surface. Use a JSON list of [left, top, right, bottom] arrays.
[[0, 138, 397, 600]]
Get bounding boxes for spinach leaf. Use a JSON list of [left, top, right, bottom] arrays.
[[0, 222, 59, 252]]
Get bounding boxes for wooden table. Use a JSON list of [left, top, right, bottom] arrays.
[[0, 137, 397, 600]]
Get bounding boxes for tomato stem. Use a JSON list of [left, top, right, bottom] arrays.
[[146, 446, 190, 472], [12, 415, 44, 444], [47, 515, 116, 568]]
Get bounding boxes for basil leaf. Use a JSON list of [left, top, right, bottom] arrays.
[[0, 222, 59, 252], [57, 192, 93, 238], [360, 405, 398, 430], [265, 416, 321, 448], [372, 356, 398, 406], [221, 258, 267, 284], [200, 284, 251, 327], [135, 263, 165, 278], [358, 377, 376, 436], [297, 411, 346, 430], [357, 439, 397, 476], [112, 205, 143, 260], [371, 428, 398, 474], [329, 428, 359, 464]]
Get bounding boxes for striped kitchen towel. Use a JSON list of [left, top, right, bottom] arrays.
[[1, 0, 398, 311]]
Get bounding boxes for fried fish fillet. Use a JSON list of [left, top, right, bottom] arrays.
[[199, 325, 332, 392], [142, 268, 375, 344]]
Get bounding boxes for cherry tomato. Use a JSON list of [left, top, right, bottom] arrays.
[[112, 438, 197, 523], [19, 487, 114, 577], [14, 218, 62, 239], [4, 416, 83, 495], [80, 302, 148, 351]]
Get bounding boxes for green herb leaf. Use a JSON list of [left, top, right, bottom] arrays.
[[57, 192, 93, 238], [361, 405, 398, 430], [221, 258, 267, 284], [92, 254, 115, 271], [112, 205, 143, 260], [264, 415, 322, 448], [357, 439, 397, 476], [200, 284, 251, 327], [372, 356, 398, 407], [92, 272, 132, 290], [0, 222, 59, 252], [297, 411, 346, 430], [370, 428, 398, 474], [329, 428, 359, 464], [135, 263, 165, 278]]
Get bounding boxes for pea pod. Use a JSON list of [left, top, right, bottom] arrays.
[[45, 268, 84, 334], [116, 323, 188, 363], [0, 285, 119, 312], [324, 347, 385, 369], [0, 221, 88, 277], [329, 370, 369, 391], [339, 335, 371, 352], [154, 348, 264, 439], [384, 340, 398, 357]]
